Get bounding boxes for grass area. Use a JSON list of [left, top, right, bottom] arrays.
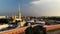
[[47, 28, 60, 32]]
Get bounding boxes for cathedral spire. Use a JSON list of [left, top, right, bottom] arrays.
[[18, 1, 21, 20]]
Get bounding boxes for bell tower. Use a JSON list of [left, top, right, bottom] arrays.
[[18, 1, 22, 21], [17, 0, 26, 27]]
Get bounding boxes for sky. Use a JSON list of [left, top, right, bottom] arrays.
[[0, 0, 60, 16]]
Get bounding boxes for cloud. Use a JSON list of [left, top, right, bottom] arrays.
[[30, 0, 40, 4], [21, 0, 60, 16]]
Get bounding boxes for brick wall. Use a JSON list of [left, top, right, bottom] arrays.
[[0, 24, 39, 34], [0, 26, 28, 34], [46, 24, 60, 31]]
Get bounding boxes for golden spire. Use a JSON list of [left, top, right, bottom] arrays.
[[18, 0, 21, 20]]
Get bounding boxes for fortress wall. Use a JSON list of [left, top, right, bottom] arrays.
[[0, 26, 28, 34], [46, 24, 60, 31], [0, 24, 39, 34]]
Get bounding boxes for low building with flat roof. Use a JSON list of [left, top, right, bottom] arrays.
[[0, 16, 6, 18]]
